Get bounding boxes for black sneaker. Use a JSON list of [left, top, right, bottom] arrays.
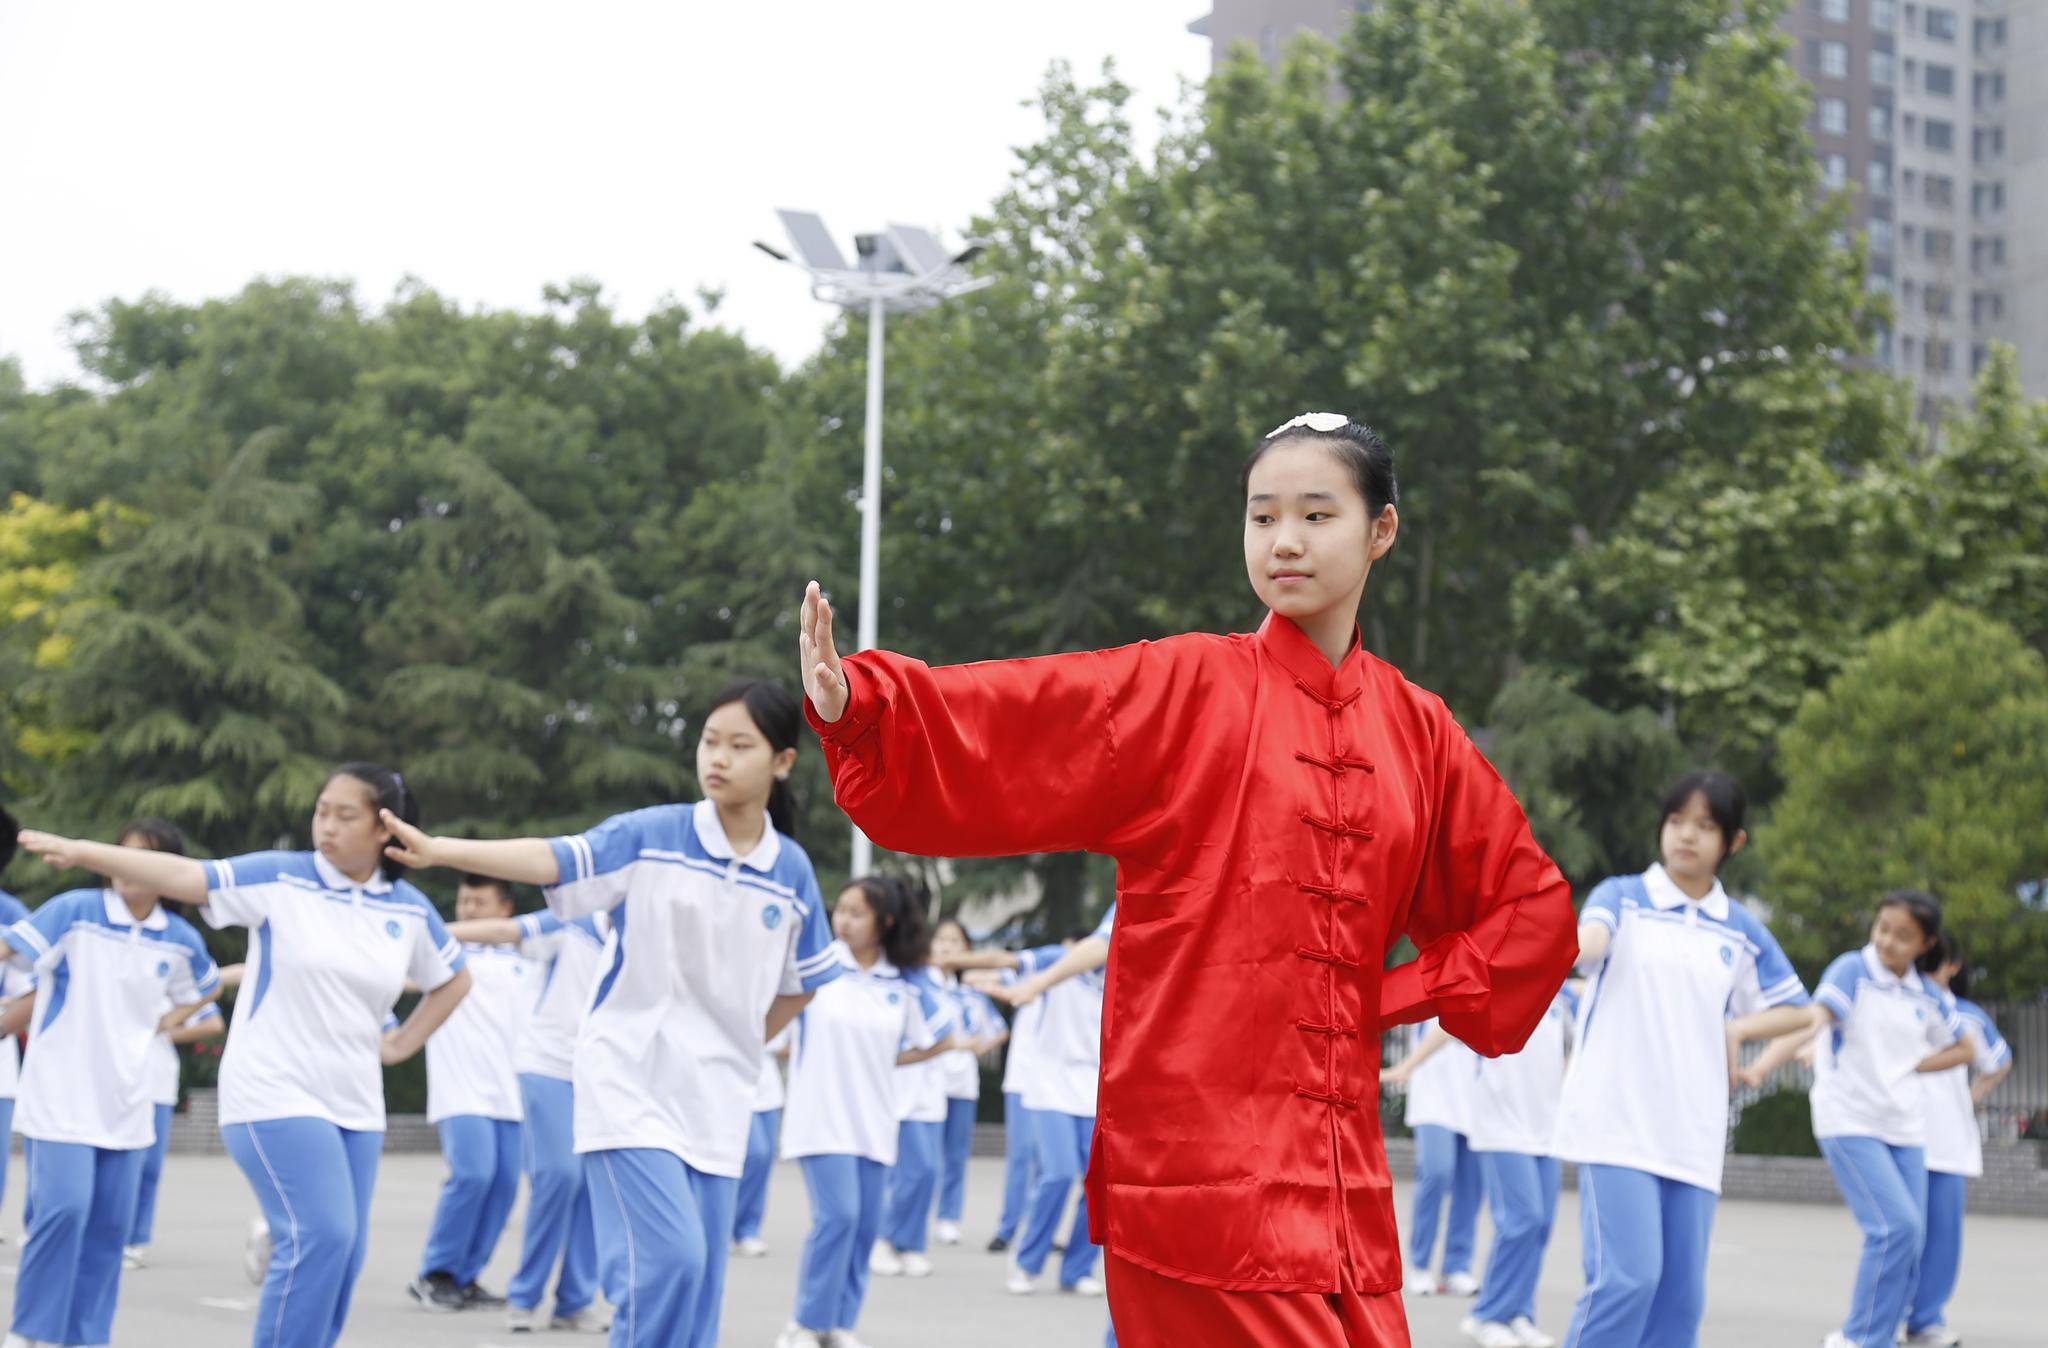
[[462, 1281, 508, 1309], [407, 1271, 466, 1312], [986, 1235, 1010, 1253]]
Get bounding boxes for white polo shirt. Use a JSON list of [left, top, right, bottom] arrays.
[[1466, 986, 1576, 1155], [1811, 944, 1964, 1147], [752, 1023, 793, 1113], [0, 890, 31, 1100], [510, 910, 609, 1083], [895, 966, 958, 1124], [781, 947, 940, 1165], [545, 800, 840, 1176], [999, 969, 1040, 1101], [6, 890, 220, 1150], [941, 978, 1000, 1102], [203, 851, 465, 1132], [1016, 944, 1102, 1118], [426, 942, 536, 1124], [1925, 998, 2009, 1177], [148, 999, 221, 1107], [1402, 1019, 1480, 1134], [1551, 866, 1808, 1193]]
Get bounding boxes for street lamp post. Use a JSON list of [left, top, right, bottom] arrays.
[[756, 212, 991, 875]]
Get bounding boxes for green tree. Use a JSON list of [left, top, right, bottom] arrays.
[[1763, 604, 2048, 999]]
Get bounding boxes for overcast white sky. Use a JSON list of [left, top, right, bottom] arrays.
[[0, 0, 1212, 389]]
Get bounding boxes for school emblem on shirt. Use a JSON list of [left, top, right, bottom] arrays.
[[887, 992, 901, 1005], [1719, 945, 1734, 966], [761, 904, 783, 931], [384, 919, 402, 939], [155, 960, 171, 978]]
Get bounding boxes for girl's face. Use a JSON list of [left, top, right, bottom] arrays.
[[930, 922, 968, 962], [1243, 440, 1397, 626], [834, 884, 883, 957], [111, 831, 166, 908], [1870, 904, 1937, 975], [1658, 791, 1742, 882], [312, 776, 390, 880], [698, 701, 797, 818]]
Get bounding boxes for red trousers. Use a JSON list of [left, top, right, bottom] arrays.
[[1105, 1253, 1413, 1348]]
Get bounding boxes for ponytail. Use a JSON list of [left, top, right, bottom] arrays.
[[328, 761, 419, 882], [706, 679, 803, 841]]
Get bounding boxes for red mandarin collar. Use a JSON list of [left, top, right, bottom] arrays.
[[1256, 611, 1369, 706]]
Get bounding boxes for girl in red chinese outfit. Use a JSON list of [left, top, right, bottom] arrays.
[[798, 413, 1579, 1348]]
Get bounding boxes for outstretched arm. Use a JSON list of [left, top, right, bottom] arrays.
[[15, 831, 208, 904], [379, 814, 560, 886], [446, 918, 524, 946], [990, 936, 1108, 1009], [1381, 1023, 1453, 1087]]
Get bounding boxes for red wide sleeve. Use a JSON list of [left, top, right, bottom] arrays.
[[1377, 713, 1577, 1056], [805, 640, 1198, 859]]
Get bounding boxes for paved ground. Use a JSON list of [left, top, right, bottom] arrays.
[[0, 1150, 2037, 1346]]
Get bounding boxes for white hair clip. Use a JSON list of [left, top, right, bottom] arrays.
[[1266, 411, 1351, 437]]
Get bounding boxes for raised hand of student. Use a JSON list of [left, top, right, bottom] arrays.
[[799, 581, 849, 723], [378, 810, 441, 870], [15, 829, 83, 870]]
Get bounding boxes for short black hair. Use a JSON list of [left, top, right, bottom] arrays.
[[1918, 927, 1968, 995], [1880, 887, 1943, 943], [1242, 417, 1398, 516], [457, 873, 515, 906], [0, 803, 17, 874], [119, 817, 188, 856], [1659, 770, 1746, 862]]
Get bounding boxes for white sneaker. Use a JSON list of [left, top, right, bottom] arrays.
[[1407, 1265, 1441, 1296], [242, 1216, 271, 1285], [869, 1241, 904, 1276], [1510, 1317, 1557, 1348], [1445, 1270, 1482, 1296], [1821, 1334, 1861, 1348], [934, 1220, 962, 1246], [1066, 1276, 1106, 1296], [1006, 1264, 1036, 1295], [1901, 1329, 1960, 1348], [1464, 1322, 1523, 1348], [775, 1325, 829, 1348], [735, 1236, 770, 1258], [122, 1244, 148, 1270], [505, 1305, 539, 1333], [900, 1251, 932, 1278], [552, 1307, 611, 1333], [826, 1333, 877, 1348]]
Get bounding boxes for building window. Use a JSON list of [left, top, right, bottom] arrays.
[[1924, 286, 1952, 318], [1927, 341, 1953, 374], [1925, 119, 1954, 152], [1819, 97, 1849, 135], [1903, 279, 1920, 308], [1875, 328, 1893, 366], [1259, 26, 1277, 63], [1871, 50, 1895, 84], [1821, 0, 1852, 19], [1924, 229, 1953, 261], [1971, 345, 1988, 375], [1924, 64, 1954, 97], [1869, 218, 1893, 254], [1821, 40, 1849, 78], [1869, 155, 1892, 194], [1926, 6, 1956, 41], [1874, 0, 1896, 24], [1902, 222, 1918, 252], [1823, 153, 1850, 189], [1870, 103, 1893, 141], [1971, 126, 2004, 164], [1925, 174, 1954, 208], [1902, 335, 1918, 367]]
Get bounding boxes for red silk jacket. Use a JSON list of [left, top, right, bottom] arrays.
[[807, 613, 1576, 1294]]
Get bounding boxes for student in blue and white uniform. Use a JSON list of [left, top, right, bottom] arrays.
[[1548, 771, 1811, 1348], [409, 873, 537, 1312], [874, 946, 957, 1279], [1421, 984, 1575, 1348], [126, 860, 227, 1272], [775, 876, 956, 1348], [988, 970, 1043, 1254], [1, 818, 221, 1348], [1005, 932, 1104, 1298], [18, 765, 473, 1348], [380, 681, 841, 1348], [0, 812, 33, 1234], [446, 896, 613, 1333], [1386, 1015, 1483, 1299], [1903, 932, 2011, 1348], [928, 918, 1006, 1248], [734, 1023, 793, 1260], [1747, 889, 1972, 1348]]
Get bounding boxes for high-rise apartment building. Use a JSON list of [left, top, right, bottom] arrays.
[[1188, 0, 2047, 411]]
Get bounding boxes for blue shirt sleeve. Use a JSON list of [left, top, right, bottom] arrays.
[[1815, 952, 1865, 1022], [914, 971, 954, 1042], [165, 915, 222, 1002], [786, 864, 842, 994], [1580, 877, 1626, 934], [202, 851, 304, 928], [1015, 943, 1067, 976], [546, 805, 672, 919], [3, 890, 94, 966], [1747, 918, 1809, 1009], [1958, 1000, 2011, 1071], [403, 889, 466, 991]]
